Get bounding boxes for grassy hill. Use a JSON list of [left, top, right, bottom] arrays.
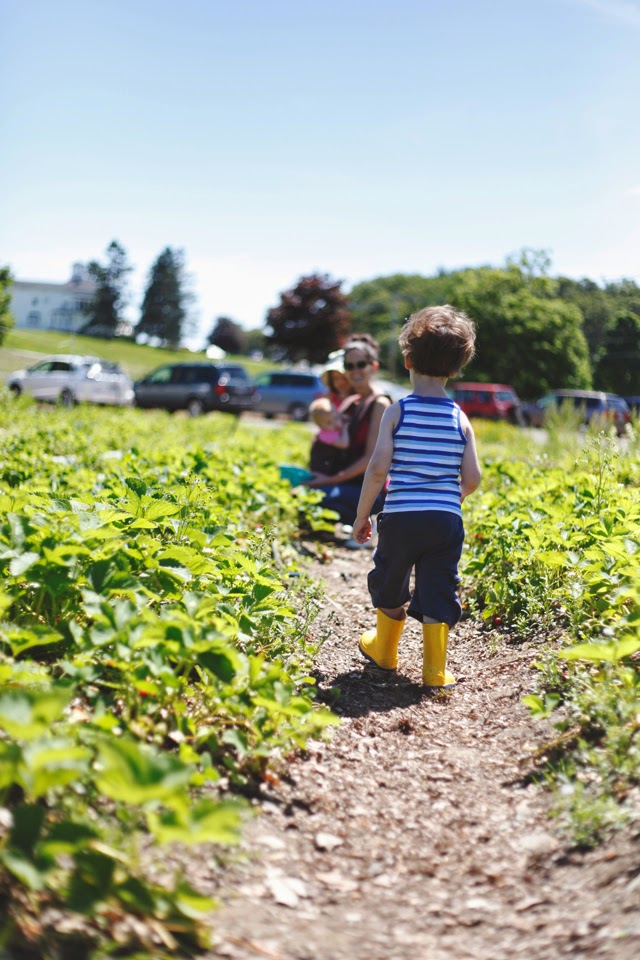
[[0, 329, 267, 380]]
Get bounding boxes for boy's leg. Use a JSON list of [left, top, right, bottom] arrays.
[[359, 513, 415, 669], [408, 513, 464, 689], [359, 608, 405, 669], [408, 513, 464, 626], [422, 619, 456, 689]]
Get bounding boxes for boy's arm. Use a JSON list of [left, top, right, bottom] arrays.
[[353, 404, 398, 543], [459, 412, 481, 501]]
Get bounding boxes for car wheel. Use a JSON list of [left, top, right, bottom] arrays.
[[187, 397, 205, 417], [59, 389, 77, 408], [264, 412, 275, 420], [8, 384, 21, 397], [289, 403, 308, 422]]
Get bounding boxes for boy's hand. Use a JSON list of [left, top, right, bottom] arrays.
[[353, 515, 372, 543]]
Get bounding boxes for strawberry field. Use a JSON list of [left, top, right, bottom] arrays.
[[464, 419, 640, 844], [0, 397, 335, 956], [0, 397, 639, 957]]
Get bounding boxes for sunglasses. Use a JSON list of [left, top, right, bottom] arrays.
[[344, 360, 370, 371]]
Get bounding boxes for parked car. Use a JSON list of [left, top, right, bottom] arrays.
[[253, 371, 327, 421], [5, 355, 134, 406], [522, 390, 630, 435], [133, 363, 257, 416], [624, 396, 640, 415], [449, 382, 523, 424]]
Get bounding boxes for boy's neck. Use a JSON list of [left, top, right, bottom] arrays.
[[410, 371, 450, 397]]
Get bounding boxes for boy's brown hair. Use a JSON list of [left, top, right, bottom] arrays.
[[398, 305, 476, 377]]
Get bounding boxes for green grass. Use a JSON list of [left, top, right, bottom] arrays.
[[0, 328, 270, 380]]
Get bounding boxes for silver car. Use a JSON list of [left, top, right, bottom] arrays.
[[6, 355, 134, 407]]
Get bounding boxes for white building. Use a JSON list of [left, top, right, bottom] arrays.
[[10, 263, 97, 333]]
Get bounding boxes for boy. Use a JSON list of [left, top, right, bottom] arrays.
[[352, 305, 481, 689]]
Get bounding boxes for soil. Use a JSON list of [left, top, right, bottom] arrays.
[[201, 545, 640, 960]]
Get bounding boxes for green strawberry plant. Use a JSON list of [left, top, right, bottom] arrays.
[[0, 396, 336, 956], [466, 423, 640, 844]]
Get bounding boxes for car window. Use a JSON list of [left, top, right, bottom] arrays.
[[477, 392, 491, 404], [495, 391, 515, 401], [96, 361, 122, 374], [254, 374, 273, 388], [197, 367, 220, 384], [50, 361, 73, 372], [220, 366, 249, 380], [145, 366, 173, 384], [28, 361, 56, 373], [168, 366, 192, 384]]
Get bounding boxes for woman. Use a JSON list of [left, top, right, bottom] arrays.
[[308, 335, 391, 535]]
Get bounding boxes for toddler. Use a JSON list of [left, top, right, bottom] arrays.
[[352, 305, 482, 689]]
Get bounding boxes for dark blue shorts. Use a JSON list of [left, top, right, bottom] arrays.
[[367, 510, 464, 626]]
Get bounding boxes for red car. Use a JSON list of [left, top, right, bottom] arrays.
[[450, 382, 523, 425]]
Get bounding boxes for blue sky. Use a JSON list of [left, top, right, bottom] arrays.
[[2, 0, 639, 345]]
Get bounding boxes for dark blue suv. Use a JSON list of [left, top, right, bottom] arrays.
[[134, 363, 257, 416]]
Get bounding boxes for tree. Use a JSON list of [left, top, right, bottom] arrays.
[[244, 327, 267, 356], [449, 265, 591, 398], [349, 273, 453, 376], [136, 247, 190, 347], [349, 257, 593, 397], [556, 276, 615, 367], [594, 309, 640, 395], [82, 240, 133, 338], [207, 316, 246, 355], [265, 273, 351, 363], [0, 266, 15, 346]]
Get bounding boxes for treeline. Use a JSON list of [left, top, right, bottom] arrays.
[[2, 245, 639, 400], [346, 251, 640, 399], [258, 251, 640, 399]]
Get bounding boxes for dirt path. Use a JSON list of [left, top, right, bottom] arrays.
[[204, 547, 639, 960]]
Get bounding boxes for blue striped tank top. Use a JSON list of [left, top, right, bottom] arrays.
[[384, 395, 467, 517]]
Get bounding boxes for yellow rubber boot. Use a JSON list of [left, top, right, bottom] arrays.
[[359, 610, 404, 670], [422, 622, 455, 689]]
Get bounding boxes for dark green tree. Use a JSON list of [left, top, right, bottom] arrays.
[[594, 309, 640, 395], [349, 273, 452, 377], [450, 264, 591, 398], [243, 327, 267, 356], [556, 276, 615, 367], [82, 240, 133, 338], [0, 266, 15, 346], [207, 316, 246, 354], [265, 273, 351, 363], [349, 254, 593, 397], [136, 247, 190, 347]]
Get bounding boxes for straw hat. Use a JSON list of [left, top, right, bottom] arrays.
[[320, 350, 345, 386]]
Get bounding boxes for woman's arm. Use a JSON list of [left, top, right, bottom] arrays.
[[460, 411, 481, 500]]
